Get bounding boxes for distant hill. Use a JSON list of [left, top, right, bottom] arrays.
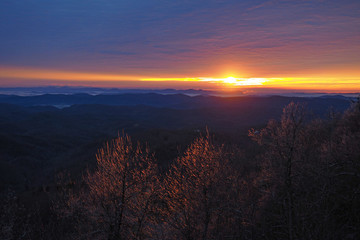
[[0, 94, 353, 192], [0, 86, 358, 98], [0, 86, 215, 96], [0, 92, 354, 111]]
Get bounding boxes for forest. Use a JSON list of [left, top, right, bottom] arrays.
[[2, 0, 360, 238], [1, 98, 359, 240]]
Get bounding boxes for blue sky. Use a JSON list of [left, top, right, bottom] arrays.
[[0, 0, 359, 90]]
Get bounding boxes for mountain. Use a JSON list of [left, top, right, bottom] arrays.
[[0, 94, 352, 192], [0, 87, 215, 96], [0, 92, 354, 110]]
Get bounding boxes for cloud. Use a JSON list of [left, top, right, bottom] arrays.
[[0, 0, 359, 78]]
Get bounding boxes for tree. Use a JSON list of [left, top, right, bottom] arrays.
[[63, 135, 158, 240], [249, 102, 306, 240], [318, 97, 360, 239], [162, 133, 237, 240]]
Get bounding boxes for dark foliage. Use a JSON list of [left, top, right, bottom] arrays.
[[1, 95, 358, 239]]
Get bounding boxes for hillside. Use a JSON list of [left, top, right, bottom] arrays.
[[0, 94, 352, 192]]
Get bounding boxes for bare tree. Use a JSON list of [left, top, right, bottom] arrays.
[[62, 135, 158, 240], [0, 190, 34, 240], [318, 98, 360, 239], [249, 102, 306, 240], [162, 132, 237, 240]]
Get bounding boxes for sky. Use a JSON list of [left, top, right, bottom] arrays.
[[0, 0, 359, 92]]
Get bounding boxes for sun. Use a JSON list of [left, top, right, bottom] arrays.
[[219, 76, 267, 86], [140, 76, 268, 87], [223, 76, 238, 84]]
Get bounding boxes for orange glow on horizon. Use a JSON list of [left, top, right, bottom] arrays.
[[0, 66, 359, 92], [199, 77, 267, 86], [0, 66, 140, 81]]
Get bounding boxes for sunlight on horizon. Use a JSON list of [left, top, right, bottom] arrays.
[[198, 77, 267, 86], [140, 76, 267, 86], [0, 66, 359, 92]]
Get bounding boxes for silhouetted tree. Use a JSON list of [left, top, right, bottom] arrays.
[[162, 133, 238, 240], [0, 190, 35, 240], [61, 135, 158, 240], [249, 102, 306, 240], [318, 98, 360, 239]]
